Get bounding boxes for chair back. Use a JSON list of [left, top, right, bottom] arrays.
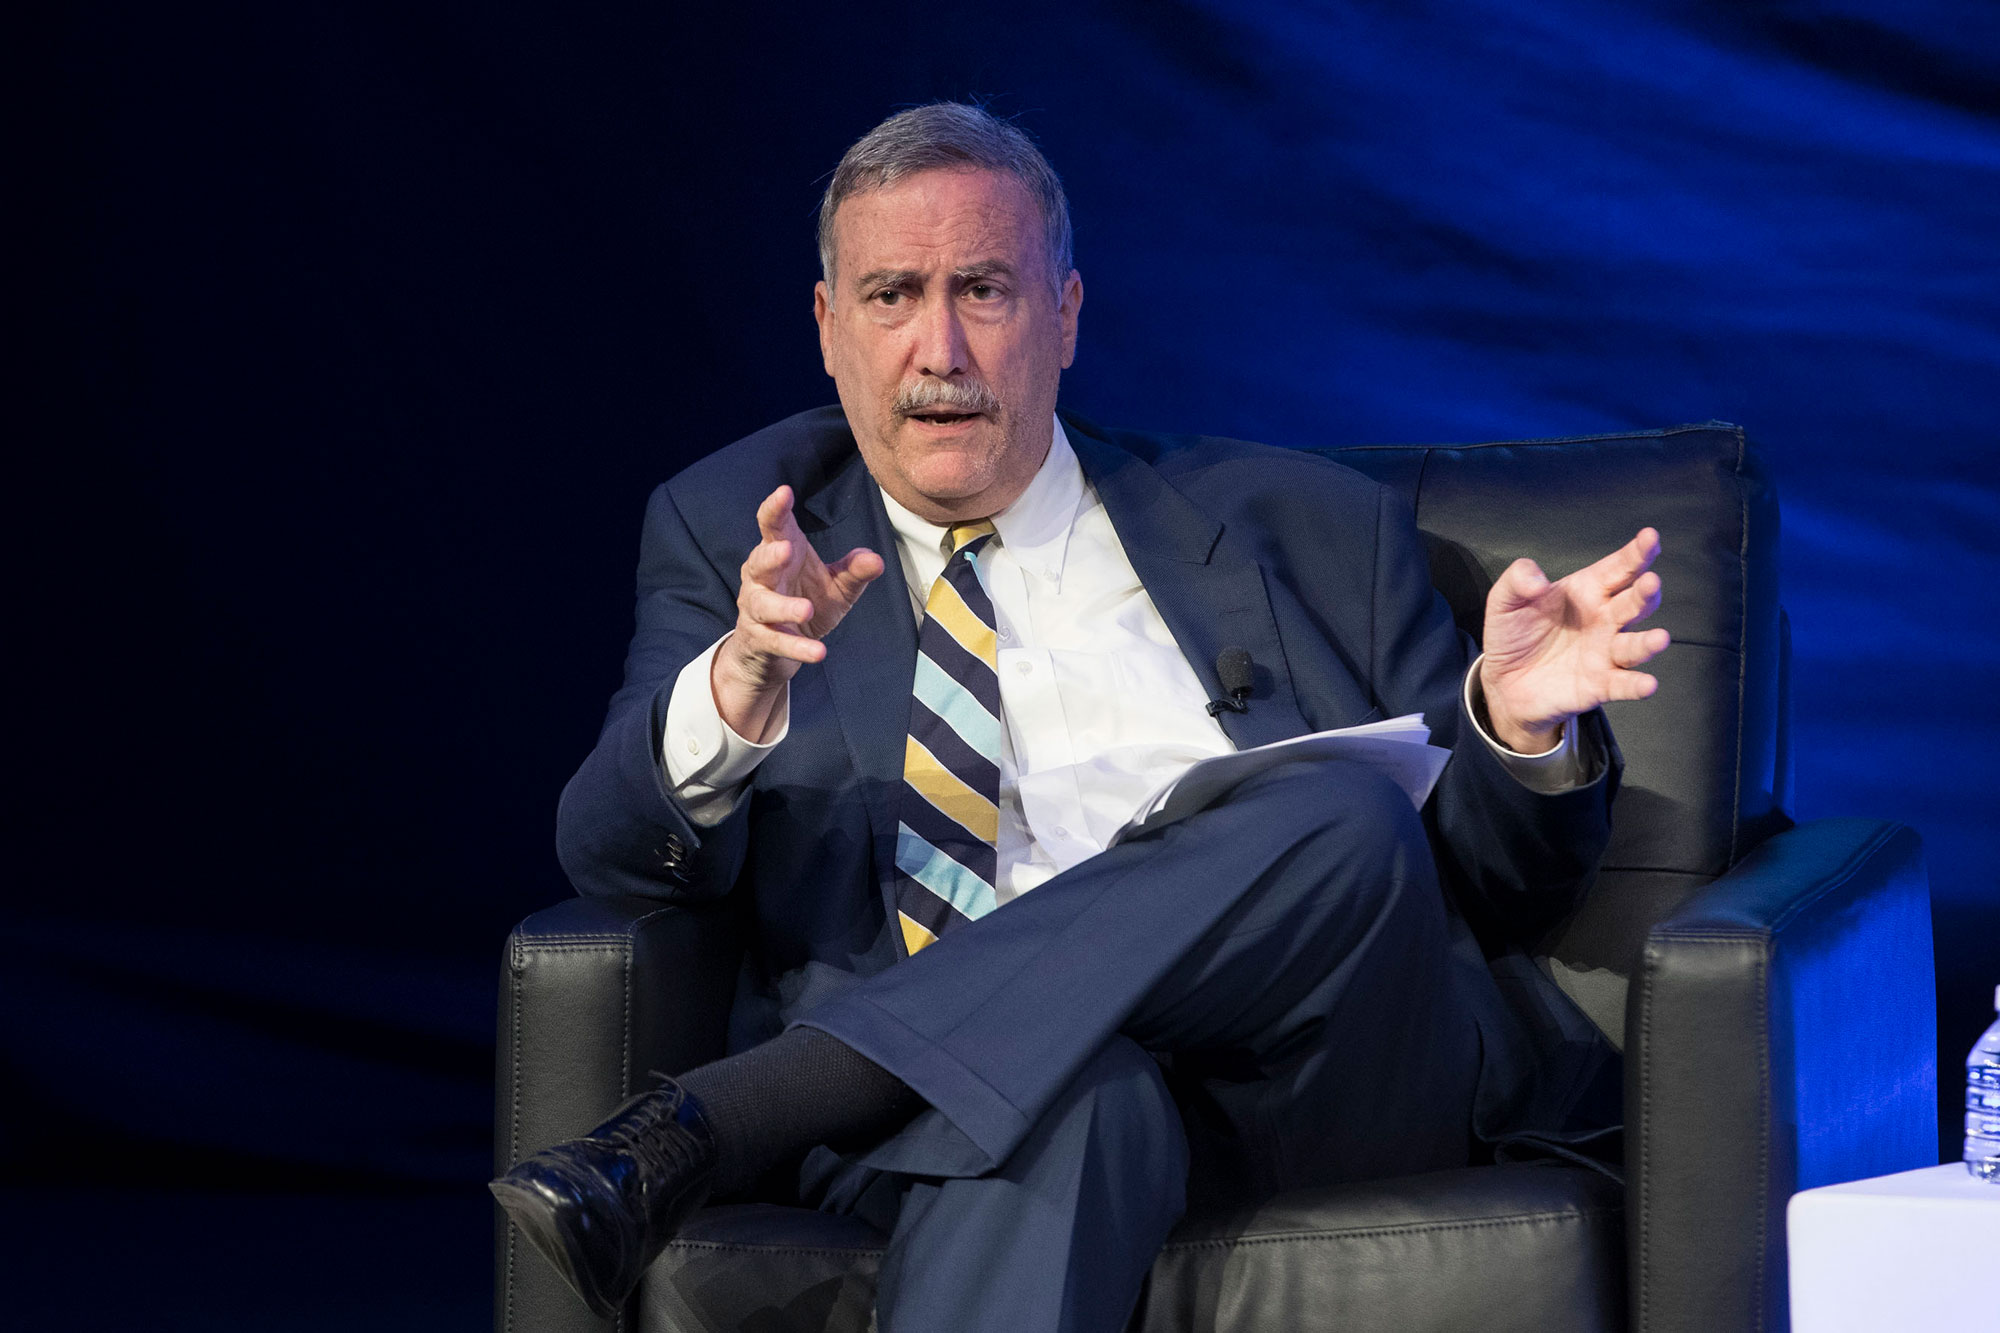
[[1329, 422, 1790, 1040]]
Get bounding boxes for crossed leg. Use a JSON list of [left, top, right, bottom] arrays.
[[800, 759, 1485, 1329]]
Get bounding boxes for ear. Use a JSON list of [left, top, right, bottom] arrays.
[[814, 280, 835, 377], [1057, 269, 1084, 369]]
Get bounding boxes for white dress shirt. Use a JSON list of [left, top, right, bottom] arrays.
[[662, 419, 1581, 903]]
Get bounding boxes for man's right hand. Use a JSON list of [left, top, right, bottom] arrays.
[[712, 484, 885, 742]]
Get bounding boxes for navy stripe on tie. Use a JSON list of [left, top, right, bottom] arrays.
[[899, 785, 999, 875], [907, 697, 1002, 793], [919, 619, 1001, 711], [897, 876, 967, 938]]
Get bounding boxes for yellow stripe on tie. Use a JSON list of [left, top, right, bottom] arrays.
[[900, 910, 939, 955], [925, 577, 998, 667], [904, 737, 1000, 843], [947, 520, 996, 553]]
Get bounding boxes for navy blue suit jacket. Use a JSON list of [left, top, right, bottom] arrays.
[[558, 406, 1621, 1155]]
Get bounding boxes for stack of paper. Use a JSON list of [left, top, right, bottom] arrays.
[[1109, 713, 1449, 845]]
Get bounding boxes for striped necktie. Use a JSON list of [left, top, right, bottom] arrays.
[[894, 520, 1001, 956]]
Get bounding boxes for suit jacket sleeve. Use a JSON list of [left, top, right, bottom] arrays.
[[1364, 483, 1622, 942], [554, 481, 752, 902]]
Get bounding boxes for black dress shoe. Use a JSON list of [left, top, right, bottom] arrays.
[[489, 1077, 717, 1318]]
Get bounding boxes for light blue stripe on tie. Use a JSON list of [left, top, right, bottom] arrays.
[[911, 653, 1002, 758], [896, 824, 998, 921]]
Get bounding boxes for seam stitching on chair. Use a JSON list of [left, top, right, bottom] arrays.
[[1158, 1207, 1622, 1252], [618, 941, 633, 1333], [621, 945, 634, 1100], [517, 936, 638, 947], [1730, 425, 1749, 864], [656, 1206, 1621, 1264], [1753, 944, 1771, 1333], [504, 954, 521, 1333], [1646, 824, 1898, 944], [1638, 951, 1655, 1333], [1763, 824, 1899, 933], [1641, 928, 1791, 1332], [665, 1242, 891, 1258]]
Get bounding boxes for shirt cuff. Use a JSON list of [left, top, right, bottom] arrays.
[[1462, 655, 1587, 794], [662, 634, 789, 826]]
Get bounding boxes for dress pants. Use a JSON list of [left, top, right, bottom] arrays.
[[797, 759, 1487, 1332]]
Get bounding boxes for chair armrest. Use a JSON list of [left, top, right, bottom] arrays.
[[494, 894, 743, 1333], [1624, 817, 1935, 1333]]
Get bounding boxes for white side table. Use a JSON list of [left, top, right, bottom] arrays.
[[1788, 1163, 2000, 1332]]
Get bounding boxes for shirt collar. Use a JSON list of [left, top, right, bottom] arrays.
[[877, 416, 1084, 585]]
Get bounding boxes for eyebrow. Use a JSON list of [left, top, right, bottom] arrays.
[[849, 260, 1020, 296], [852, 268, 920, 295], [953, 260, 1017, 285]]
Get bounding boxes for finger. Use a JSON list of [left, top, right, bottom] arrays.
[[756, 485, 798, 544], [737, 620, 827, 664], [825, 547, 885, 602], [1490, 557, 1550, 608], [1609, 570, 1663, 627], [1604, 669, 1659, 702], [1611, 626, 1671, 667], [742, 537, 793, 586], [741, 583, 815, 627], [1590, 527, 1662, 596]]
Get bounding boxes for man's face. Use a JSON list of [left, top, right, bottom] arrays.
[[815, 168, 1083, 525]]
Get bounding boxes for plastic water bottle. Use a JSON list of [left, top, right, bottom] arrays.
[[1969, 984, 2000, 1182]]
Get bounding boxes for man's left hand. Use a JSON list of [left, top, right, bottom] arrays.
[[1479, 527, 1670, 754]]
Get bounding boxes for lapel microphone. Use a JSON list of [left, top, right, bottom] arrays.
[[1207, 646, 1253, 716]]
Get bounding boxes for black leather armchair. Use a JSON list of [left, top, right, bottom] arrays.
[[495, 423, 1936, 1333]]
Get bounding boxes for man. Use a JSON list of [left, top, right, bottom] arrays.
[[493, 103, 1667, 1330]]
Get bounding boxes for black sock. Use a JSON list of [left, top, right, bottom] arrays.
[[675, 1027, 925, 1196]]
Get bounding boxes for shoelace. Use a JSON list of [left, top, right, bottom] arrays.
[[606, 1082, 710, 1191]]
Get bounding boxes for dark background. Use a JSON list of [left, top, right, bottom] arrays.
[[18, 1, 1997, 1326]]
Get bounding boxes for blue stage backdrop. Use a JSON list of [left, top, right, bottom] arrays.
[[18, 0, 1997, 1199]]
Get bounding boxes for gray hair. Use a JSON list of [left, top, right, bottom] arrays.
[[817, 102, 1074, 296]]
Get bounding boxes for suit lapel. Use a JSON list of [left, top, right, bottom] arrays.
[[799, 420, 1317, 936], [1066, 421, 1310, 751], [795, 452, 916, 924]]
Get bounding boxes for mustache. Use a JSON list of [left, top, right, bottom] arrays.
[[893, 379, 1002, 416]]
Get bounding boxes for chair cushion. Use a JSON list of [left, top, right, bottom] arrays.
[[640, 1164, 1623, 1332], [1142, 1164, 1625, 1333]]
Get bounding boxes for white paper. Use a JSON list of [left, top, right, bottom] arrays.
[[1108, 713, 1450, 846]]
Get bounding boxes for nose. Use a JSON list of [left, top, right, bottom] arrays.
[[913, 293, 968, 380]]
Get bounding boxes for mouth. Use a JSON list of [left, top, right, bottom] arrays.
[[893, 378, 1002, 430], [902, 409, 986, 429]]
